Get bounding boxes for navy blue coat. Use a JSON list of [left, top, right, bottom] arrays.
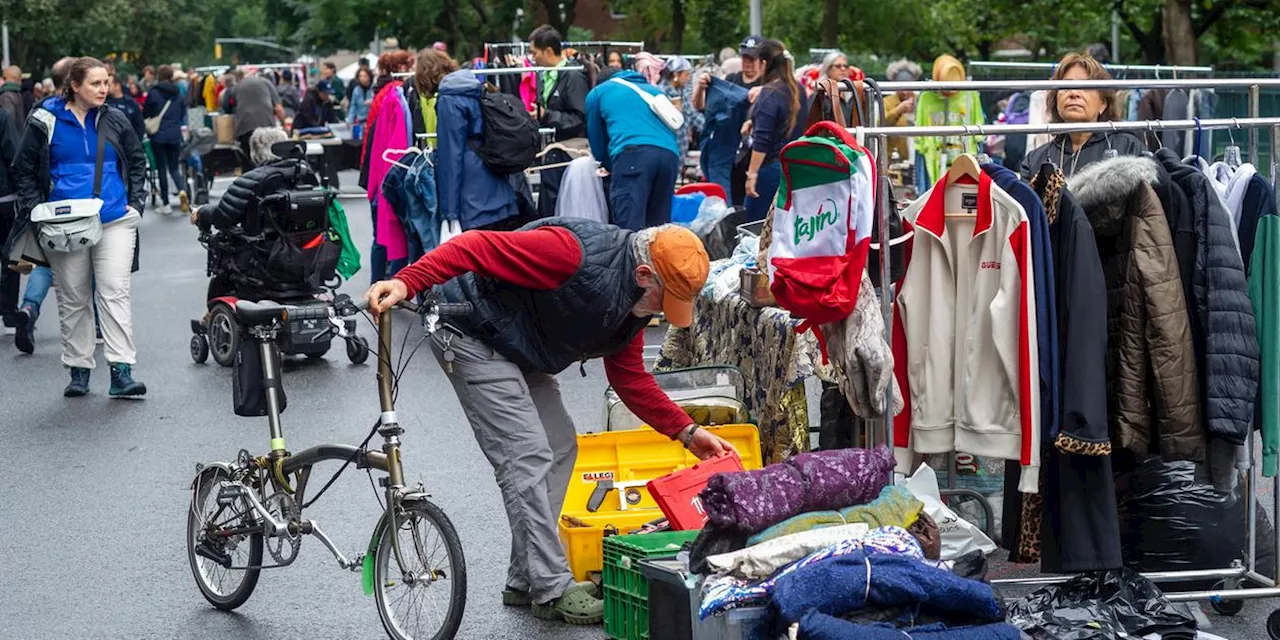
[[143, 82, 187, 146], [435, 70, 517, 230]]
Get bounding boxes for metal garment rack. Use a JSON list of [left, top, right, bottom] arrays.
[[968, 60, 1214, 76], [392, 67, 583, 79], [853, 75, 1280, 609]]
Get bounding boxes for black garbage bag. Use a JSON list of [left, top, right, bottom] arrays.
[[1115, 457, 1275, 588], [1006, 568, 1195, 640]]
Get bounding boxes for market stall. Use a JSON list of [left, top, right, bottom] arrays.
[[581, 73, 1280, 640]]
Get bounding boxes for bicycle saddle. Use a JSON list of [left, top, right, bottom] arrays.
[[234, 300, 290, 326]]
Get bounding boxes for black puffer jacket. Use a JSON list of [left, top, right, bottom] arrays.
[[1158, 149, 1259, 445], [199, 158, 317, 231]]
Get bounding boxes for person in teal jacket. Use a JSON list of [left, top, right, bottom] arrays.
[[914, 54, 984, 184], [585, 70, 679, 231]]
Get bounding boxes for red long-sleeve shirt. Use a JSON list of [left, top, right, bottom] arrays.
[[395, 227, 691, 438]]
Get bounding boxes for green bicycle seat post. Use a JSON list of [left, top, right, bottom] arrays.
[[262, 333, 287, 455], [376, 310, 405, 489]]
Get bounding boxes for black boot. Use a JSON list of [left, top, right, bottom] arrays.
[[64, 367, 90, 397], [109, 363, 146, 398]]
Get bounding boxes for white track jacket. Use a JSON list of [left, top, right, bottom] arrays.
[[892, 172, 1041, 493]]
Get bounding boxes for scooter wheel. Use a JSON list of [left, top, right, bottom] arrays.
[[347, 336, 369, 365], [190, 335, 209, 364], [1267, 608, 1280, 639]]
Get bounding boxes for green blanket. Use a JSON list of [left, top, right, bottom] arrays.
[[746, 485, 923, 546]]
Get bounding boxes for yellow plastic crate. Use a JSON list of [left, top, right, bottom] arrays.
[[559, 424, 761, 581]]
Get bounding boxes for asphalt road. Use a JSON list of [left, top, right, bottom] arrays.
[[0, 171, 1273, 639]]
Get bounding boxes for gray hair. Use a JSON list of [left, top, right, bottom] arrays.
[[249, 127, 289, 166], [819, 51, 847, 79], [885, 58, 922, 82]]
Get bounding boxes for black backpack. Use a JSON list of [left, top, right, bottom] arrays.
[[471, 91, 540, 175]]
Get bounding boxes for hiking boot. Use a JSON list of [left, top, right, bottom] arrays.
[[64, 367, 90, 397], [504, 581, 596, 607], [179, 190, 190, 213], [13, 305, 35, 354], [531, 582, 603, 625], [108, 363, 146, 398]]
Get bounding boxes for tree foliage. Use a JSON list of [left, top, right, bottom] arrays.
[[0, 0, 1270, 77]]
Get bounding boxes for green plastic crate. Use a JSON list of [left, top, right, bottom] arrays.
[[602, 530, 701, 640]]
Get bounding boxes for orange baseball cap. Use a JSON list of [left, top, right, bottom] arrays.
[[649, 227, 709, 328]]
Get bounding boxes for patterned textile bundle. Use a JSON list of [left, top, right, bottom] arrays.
[[746, 485, 924, 546], [799, 614, 1024, 640], [700, 446, 895, 535]]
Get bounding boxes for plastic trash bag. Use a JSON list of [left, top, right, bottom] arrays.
[[1006, 568, 1196, 640], [690, 196, 733, 236], [1115, 457, 1275, 588], [899, 463, 996, 560]]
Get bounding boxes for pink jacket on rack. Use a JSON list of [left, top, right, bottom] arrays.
[[520, 58, 538, 111], [365, 84, 410, 261]]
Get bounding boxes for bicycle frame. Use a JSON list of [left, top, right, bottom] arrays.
[[220, 306, 424, 578]]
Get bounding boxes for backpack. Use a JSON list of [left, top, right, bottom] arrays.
[[766, 121, 877, 357], [471, 91, 540, 175]]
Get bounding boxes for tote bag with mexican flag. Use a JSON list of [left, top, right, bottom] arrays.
[[767, 121, 876, 353]]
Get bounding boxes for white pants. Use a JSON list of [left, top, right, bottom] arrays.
[[45, 212, 139, 369]]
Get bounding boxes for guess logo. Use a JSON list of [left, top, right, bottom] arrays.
[[980, 261, 1001, 270]]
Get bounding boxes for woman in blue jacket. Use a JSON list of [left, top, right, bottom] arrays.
[[743, 40, 807, 221], [143, 65, 189, 214], [10, 57, 148, 397], [346, 67, 374, 140], [436, 70, 518, 230]]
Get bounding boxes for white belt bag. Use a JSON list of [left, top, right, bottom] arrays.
[[31, 130, 107, 252], [610, 78, 684, 132]]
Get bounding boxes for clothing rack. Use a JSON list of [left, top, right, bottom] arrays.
[[414, 127, 556, 139], [391, 67, 583, 79], [874, 78, 1280, 167], [968, 60, 1214, 76], [852, 74, 1280, 612]]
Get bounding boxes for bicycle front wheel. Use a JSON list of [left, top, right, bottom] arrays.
[[374, 500, 467, 640], [187, 465, 263, 610]]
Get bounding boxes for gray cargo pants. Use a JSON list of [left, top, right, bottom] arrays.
[[431, 329, 577, 605]]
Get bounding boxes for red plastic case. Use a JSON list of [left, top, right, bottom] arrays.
[[646, 452, 745, 530]]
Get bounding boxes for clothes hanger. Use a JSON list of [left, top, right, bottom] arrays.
[[944, 141, 981, 219], [382, 147, 420, 170], [1224, 119, 1243, 169], [535, 141, 587, 159]]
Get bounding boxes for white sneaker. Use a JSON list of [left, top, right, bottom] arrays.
[[158, 203, 172, 215], [1, 326, 13, 336]]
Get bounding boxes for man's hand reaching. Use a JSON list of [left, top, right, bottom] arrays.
[[366, 279, 409, 319], [680, 425, 739, 460]]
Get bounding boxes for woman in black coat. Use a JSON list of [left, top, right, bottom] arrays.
[[142, 65, 189, 213]]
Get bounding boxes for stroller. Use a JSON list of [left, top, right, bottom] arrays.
[[182, 125, 217, 206], [189, 141, 369, 367]]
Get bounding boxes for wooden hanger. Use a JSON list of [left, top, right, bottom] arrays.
[[944, 153, 981, 218]]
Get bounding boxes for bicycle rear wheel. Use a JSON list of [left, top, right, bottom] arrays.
[[187, 465, 263, 610], [374, 499, 467, 640]]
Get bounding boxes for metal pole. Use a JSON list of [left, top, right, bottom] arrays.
[[2, 22, 9, 69], [1250, 85, 1261, 167], [851, 117, 1280, 139], [878, 78, 1280, 93], [749, 0, 763, 36], [1111, 11, 1120, 64]]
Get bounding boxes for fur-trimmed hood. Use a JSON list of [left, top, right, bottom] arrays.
[[1067, 155, 1161, 236]]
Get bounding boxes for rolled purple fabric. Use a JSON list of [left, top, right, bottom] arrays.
[[699, 446, 895, 534]]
